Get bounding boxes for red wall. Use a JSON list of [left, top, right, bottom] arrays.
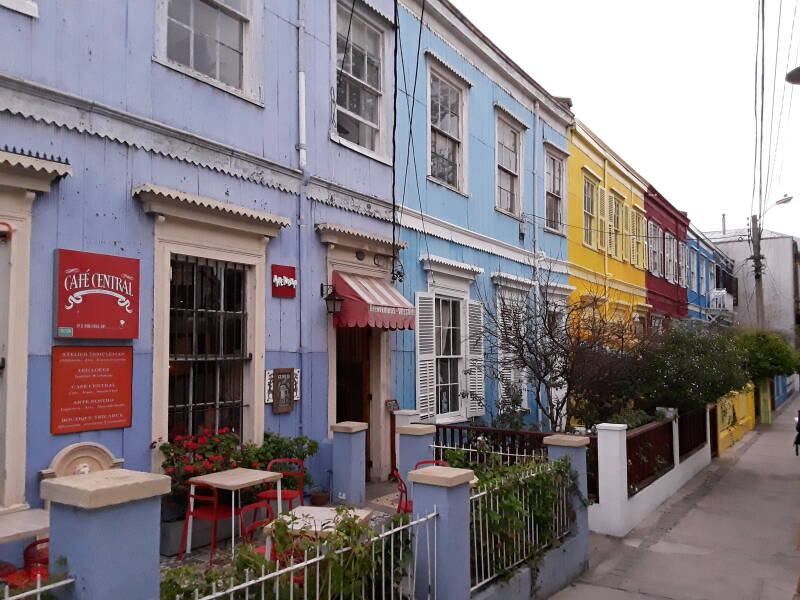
[[645, 186, 689, 320]]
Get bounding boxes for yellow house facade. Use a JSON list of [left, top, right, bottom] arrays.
[[567, 120, 649, 321]]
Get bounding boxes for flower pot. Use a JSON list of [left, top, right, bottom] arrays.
[[160, 517, 234, 557], [310, 490, 329, 506]]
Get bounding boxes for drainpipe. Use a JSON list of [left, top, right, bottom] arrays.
[[295, 0, 308, 435], [532, 100, 540, 273]]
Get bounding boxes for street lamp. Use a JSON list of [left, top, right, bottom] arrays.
[[786, 66, 800, 84]]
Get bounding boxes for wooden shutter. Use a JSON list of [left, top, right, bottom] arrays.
[[623, 205, 631, 262], [607, 197, 615, 257], [598, 188, 607, 252], [415, 292, 436, 420], [639, 214, 647, 270], [466, 300, 485, 418]]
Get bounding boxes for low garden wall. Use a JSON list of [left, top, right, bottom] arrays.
[[716, 384, 756, 455], [589, 407, 712, 537]]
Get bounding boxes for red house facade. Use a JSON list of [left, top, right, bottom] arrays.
[[644, 186, 689, 326]]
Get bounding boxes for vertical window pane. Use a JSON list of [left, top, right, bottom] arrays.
[[193, 32, 217, 78], [219, 12, 242, 51], [167, 20, 191, 66], [219, 44, 242, 88], [169, 0, 191, 25], [194, 0, 217, 37]]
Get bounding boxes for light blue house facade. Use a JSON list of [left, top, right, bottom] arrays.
[[390, 0, 574, 428], [686, 225, 735, 325], [0, 0, 414, 531]]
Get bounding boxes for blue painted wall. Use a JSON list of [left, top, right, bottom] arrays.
[[0, 0, 397, 508]]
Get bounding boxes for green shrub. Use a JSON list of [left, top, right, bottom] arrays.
[[736, 331, 800, 381]]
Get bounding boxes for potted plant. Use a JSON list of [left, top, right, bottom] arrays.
[[309, 488, 329, 506]]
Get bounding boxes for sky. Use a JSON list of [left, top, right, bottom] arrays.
[[453, 0, 800, 238]]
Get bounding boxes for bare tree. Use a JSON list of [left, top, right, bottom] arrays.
[[481, 272, 646, 432]]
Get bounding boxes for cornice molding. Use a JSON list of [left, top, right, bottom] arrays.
[[0, 73, 301, 194]]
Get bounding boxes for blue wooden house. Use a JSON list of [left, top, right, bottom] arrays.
[[390, 0, 574, 428], [686, 225, 736, 326], [0, 0, 418, 533]]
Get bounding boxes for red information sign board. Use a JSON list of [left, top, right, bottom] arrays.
[[271, 265, 297, 298], [51, 346, 133, 435], [55, 249, 140, 339]]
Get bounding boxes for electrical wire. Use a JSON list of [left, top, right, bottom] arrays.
[[764, 0, 784, 206]]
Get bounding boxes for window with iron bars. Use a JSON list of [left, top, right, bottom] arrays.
[[168, 255, 250, 440]]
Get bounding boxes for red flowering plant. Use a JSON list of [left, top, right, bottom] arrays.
[[160, 429, 240, 513]]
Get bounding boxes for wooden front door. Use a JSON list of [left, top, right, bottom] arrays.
[[336, 327, 371, 479]]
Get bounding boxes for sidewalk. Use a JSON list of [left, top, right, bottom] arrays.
[[553, 395, 800, 600]]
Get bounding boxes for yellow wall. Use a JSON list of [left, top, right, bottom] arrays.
[[567, 122, 647, 317], [716, 383, 756, 455]]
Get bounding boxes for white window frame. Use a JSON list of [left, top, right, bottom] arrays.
[[664, 232, 675, 283], [137, 187, 287, 471], [544, 151, 565, 234], [153, 0, 264, 106], [417, 256, 483, 423], [677, 241, 687, 288], [700, 257, 707, 296], [690, 248, 697, 292], [495, 112, 524, 217], [434, 296, 465, 420], [331, 0, 393, 163], [427, 60, 469, 194]]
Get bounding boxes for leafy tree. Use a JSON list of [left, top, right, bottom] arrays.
[[736, 331, 800, 381], [633, 324, 748, 414]]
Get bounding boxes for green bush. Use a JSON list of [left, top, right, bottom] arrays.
[[633, 326, 749, 414], [736, 331, 800, 381]]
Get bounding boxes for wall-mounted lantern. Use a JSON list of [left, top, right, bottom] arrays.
[[320, 283, 343, 314]]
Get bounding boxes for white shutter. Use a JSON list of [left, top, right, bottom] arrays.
[[623, 205, 631, 262], [466, 300, 485, 418], [415, 292, 436, 420], [598, 188, 607, 252]]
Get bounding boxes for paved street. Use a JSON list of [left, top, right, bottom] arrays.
[[554, 396, 800, 600]]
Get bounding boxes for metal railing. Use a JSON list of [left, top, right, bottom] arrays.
[[709, 288, 734, 311], [2, 576, 75, 599], [433, 424, 599, 500], [174, 512, 438, 600], [626, 420, 674, 496], [469, 463, 572, 592], [677, 408, 707, 461]]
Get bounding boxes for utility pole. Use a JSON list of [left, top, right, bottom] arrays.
[[751, 214, 765, 329]]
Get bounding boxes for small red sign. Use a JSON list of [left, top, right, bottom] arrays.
[[272, 265, 297, 298], [51, 346, 133, 435], [55, 249, 140, 339]]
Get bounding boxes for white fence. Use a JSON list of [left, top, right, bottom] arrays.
[[469, 463, 572, 592], [174, 512, 438, 600], [2, 576, 75, 600]]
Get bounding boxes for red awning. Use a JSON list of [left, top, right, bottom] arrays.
[[332, 271, 415, 330]]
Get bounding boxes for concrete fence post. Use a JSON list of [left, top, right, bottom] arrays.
[[331, 421, 367, 506], [408, 465, 474, 600], [539, 435, 591, 597], [397, 424, 435, 480], [41, 469, 170, 600], [593, 423, 628, 536]]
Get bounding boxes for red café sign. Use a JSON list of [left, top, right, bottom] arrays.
[[55, 249, 140, 339]]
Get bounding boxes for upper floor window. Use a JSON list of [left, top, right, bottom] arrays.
[[609, 195, 623, 258], [336, 3, 384, 153], [677, 241, 687, 287], [664, 232, 675, 282], [430, 71, 465, 189], [545, 154, 564, 231], [631, 210, 646, 269], [689, 249, 697, 291], [648, 220, 664, 277], [167, 0, 247, 89], [583, 177, 597, 246], [496, 116, 522, 215]]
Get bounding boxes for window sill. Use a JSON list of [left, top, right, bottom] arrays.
[[434, 414, 468, 425], [427, 175, 470, 198], [152, 56, 265, 108], [495, 207, 524, 222], [330, 133, 393, 167], [0, 0, 37, 18], [543, 226, 566, 238]]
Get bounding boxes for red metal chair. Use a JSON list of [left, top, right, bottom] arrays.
[[178, 484, 242, 562], [239, 501, 275, 556], [257, 459, 305, 511], [413, 460, 450, 470], [391, 470, 412, 514]]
